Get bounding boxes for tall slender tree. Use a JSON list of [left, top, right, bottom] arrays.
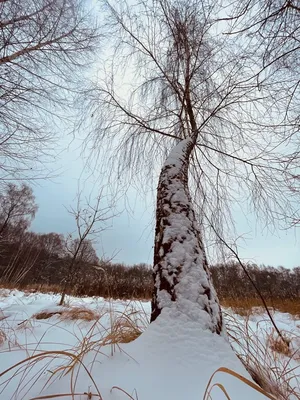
[[84, 0, 300, 330]]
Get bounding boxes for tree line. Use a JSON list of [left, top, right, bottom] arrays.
[[0, 182, 298, 301], [0, 182, 110, 300]]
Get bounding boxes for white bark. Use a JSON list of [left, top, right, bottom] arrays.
[[151, 139, 223, 334]]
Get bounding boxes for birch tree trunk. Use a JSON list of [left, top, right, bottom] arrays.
[[151, 139, 223, 334]]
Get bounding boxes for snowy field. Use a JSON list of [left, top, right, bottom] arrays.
[[0, 289, 299, 399]]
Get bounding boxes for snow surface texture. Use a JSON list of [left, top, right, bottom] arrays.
[[152, 138, 222, 333], [0, 290, 287, 399]]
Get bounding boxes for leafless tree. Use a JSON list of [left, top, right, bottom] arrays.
[[38, 233, 65, 258], [83, 0, 300, 332], [0, 183, 38, 283], [1, 231, 42, 284], [0, 183, 37, 240], [0, 0, 100, 181], [59, 191, 114, 305]]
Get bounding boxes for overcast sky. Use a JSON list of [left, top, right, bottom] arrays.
[[30, 136, 300, 269], [28, 0, 300, 270]]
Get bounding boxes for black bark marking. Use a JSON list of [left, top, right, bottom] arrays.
[[151, 141, 223, 333], [203, 287, 211, 300]]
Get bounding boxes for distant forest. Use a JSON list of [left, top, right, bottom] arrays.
[[1, 237, 300, 302], [0, 182, 299, 301]]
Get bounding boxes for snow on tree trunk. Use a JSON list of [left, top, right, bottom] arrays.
[[151, 138, 223, 334]]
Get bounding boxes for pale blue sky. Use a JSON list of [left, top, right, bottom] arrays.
[[30, 136, 300, 269], [29, 1, 299, 269]]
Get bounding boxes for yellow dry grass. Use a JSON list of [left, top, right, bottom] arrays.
[[60, 307, 100, 322], [221, 297, 300, 317], [203, 366, 278, 400], [0, 300, 148, 399], [267, 329, 291, 357], [33, 306, 100, 322], [102, 311, 144, 345], [0, 303, 148, 400], [224, 311, 300, 399]]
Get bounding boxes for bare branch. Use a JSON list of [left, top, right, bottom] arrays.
[[0, 0, 101, 181]]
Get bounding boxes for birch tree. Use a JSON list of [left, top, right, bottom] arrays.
[[84, 0, 300, 332]]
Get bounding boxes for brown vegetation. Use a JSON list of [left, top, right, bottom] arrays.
[[221, 297, 300, 317], [33, 306, 100, 322], [225, 312, 300, 400], [267, 330, 292, 357], [0, 329, 6, 346], [2, 254, 300, 317]]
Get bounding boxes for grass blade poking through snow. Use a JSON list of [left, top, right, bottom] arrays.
[[224, 311, 300, 399], [203, 367, 277, 400]]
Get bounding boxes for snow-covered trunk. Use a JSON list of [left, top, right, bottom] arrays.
[[151, 138, 223, 334]]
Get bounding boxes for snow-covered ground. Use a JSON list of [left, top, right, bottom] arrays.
[[0, 289, 299, 399]]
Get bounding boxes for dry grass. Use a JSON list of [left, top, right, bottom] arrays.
[[1, 288, 299, 399], [0, 329, 6, 346], [102, 310, 145, 346], [0, 282, 152, 302], [0, 320, 21, 350], [204, 366, 278, 400], [224, 311, 300, 399], [267, 329, 291, 356], [0, 300, 149, 399], [33, 311, 62, 320], [0, 283, 68, 295], [221, 297, 300, 317], [33, 306, 100, 322], [61, 307, 100, 322], [274, 299, 300, 317]]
